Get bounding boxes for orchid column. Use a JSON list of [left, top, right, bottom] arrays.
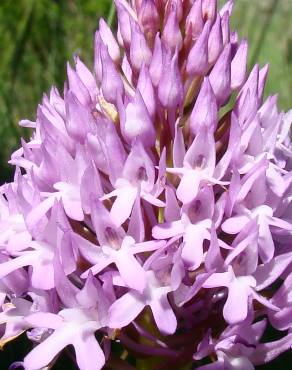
[[0, 1, 291, 370]]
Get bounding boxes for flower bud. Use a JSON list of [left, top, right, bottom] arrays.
[[258, 64, 269, 104], [138, 0, 160, 41], [94, 31, 103, 82], [219, 0, 234, 17], [231, 39, 248, 89], [119, 90, 156, 147], [158, 48, 183, 109], [130, 19, 152, 73], [74, 56, 97, 101], [149, 33, 163, 87], [209, 43, 231, 106], [162, 2, 183, 52], [186, 20, 211, 76], [137, 64, 156, 119], [100, 42, 125, 104], [235, 64, 259, 126], [186, 0, 203, 40], [202, 0, 217, 21], [65, 91, 95, 143], [190, 77, 218, 136], [115, 0, 132, 48], [165, 0, 183, 22], [208, 15, 223, 65], [99, 18, 121, 64], [67, 63, 91, 106], [221, 10, 230, 45]]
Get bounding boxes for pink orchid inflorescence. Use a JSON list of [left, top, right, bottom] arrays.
[[1, 0, 292, 369]]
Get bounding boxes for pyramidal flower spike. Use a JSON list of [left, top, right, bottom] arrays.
[[1, 1, 292, 369]]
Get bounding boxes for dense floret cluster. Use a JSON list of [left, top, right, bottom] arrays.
[[0, 1, 291, 369]]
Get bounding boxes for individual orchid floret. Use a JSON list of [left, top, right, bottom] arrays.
[[108, 269, 177, 335], [222, 204, 292, 262], [23, 272, 109, 370], [101, 140, 164, 226], [202, 265, 278, 325], [81, 198, 164, 293], [27, 145, 88, 223], [24, 309, 105, 370], [167, 129, 218, 204], [73, 56, 98, 102], [0, 202, 70, 290], [153, 186, 214, 269], [220, 8, 231, 45]]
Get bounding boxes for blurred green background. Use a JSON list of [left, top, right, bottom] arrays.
[[0, 1, 291, 367]]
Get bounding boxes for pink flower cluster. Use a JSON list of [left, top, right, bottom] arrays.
[[0, 0, 291, 369]]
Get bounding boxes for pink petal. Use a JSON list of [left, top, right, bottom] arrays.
[[255, 251, 292, 291], [114, 249, 146, 292], [203, 269, 234, 288], [81, 255, 113, 279], [182, 225, 205, 269], [25, 312, 63, 329], [164, 186, 180, 222], [150, 292, 177, 335], [221, 214, 250, 234], [127, 195, 144, 242], [152, 220, 184, 239], [258, 219, 274, 263], [110, 186, 137, 226], [0, 253, 38, 279], [30, 258, 55, 290], [23, 326, 75, 370], [26, 196, 56, 228], [223, 280, 250, 324], [142, 193, 165, 207], [173, 123, 186, 168], [177, 170, 201, 204], [62, 195, 84, 221], [131, 240, 165, 254], [108, 292, 145, 329], [74, 334, 105, 370]]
